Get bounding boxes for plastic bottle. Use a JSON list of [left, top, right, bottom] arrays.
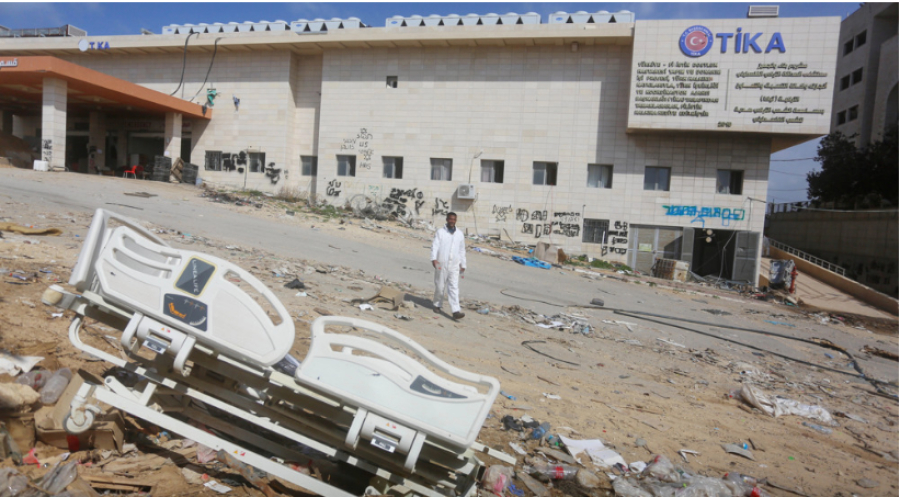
[[40, 368, 73, 405], [15, 370, 48, 390], [530, 422, 550, 440], [522, 463, 578, 480], [723, 473, 771, 497]]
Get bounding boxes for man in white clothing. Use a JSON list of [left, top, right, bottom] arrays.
[[431, 212, 466, 319]]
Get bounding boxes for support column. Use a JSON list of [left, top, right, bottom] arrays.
[[41, 78, 67, 171], [1, 111, 13, 135], [117, 127, 128, 168], [88, 111, 107, 174], [164, 112, 182, 161]]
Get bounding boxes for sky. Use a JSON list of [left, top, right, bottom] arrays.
[[1, 2, 863, 203]]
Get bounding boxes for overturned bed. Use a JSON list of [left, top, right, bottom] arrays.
[[43, 209, 513, 497]]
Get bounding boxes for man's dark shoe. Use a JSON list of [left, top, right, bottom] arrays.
[[452, 311, 465, 320], [433, 307, 441, 314]]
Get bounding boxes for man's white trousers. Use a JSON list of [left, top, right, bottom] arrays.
[[433, 266, 461, 313]]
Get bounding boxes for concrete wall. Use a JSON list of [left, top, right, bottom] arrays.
[[766, 209, 898, 295], [872, 34, 898, 140], [769, 246, 898, 315], [314, 44, 769, 261]]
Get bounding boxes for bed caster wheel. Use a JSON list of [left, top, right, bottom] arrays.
[[63, 409, 96, 435]]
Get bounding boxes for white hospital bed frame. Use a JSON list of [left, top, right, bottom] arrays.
[[45, 209, 513, 497]]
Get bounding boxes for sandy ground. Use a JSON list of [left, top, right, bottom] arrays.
[[0, 186, 897, 497]]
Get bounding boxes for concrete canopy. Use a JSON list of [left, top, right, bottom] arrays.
[[0, 56, 210, 119]]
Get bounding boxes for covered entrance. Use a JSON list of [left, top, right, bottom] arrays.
[[0, 56, 208, 173], [628, 225, 688, 274]]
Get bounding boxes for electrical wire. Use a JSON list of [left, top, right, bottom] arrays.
[[170, 32, 198, 96], [190, 37, 224, 102], [498, 289, 897, 397], [769, 169, 813, 176]]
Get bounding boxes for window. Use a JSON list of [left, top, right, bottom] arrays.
[[386, 76, 398, 88], [840, 75, 850, 90], [848, 105, 859, 121], [582, 218, 609, 244], [855, 30, 866, 48], [205, 150, 222, 171], [837, 110, 847, 125], [480, 160, 504, 183], [301, 156, 317, 176], [337, 155, 356, 176], [643, 166, 671, 191], [532, 162, 558, 186], [843, 39, 854, 56], [383, 156, 403, 179], [851, 67, 863, 85], [430, 158, 452, 181], [248, 152, 265, 173], [716, 170, 744, 195], [587, 164, 613, 189]]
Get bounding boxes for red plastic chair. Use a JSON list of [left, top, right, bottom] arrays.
[[123, 165, 142, 179]]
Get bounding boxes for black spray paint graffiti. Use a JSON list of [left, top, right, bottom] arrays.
[[432, 198, 450, 217], [326, 179, 342, 197], [221, 151, 247, 173], [516, 209, 529, 222], [382, 187, 425, 218], [515, 209, 581, 238], [522, 223, 552, 238], [42, 139, 52, 163], [342, 128, 375, 170], [550, 212, 582, 237], [601, 221, 629, 256], [264, 163, 282, 184], [492, 205, 512, 222]]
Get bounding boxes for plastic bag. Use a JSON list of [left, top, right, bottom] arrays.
[[740, 385, 834, 425], [482, 465, 514, 496], [641, 454, 680, 483]]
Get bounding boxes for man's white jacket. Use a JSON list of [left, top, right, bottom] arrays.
[[431, 226, 467, 271]]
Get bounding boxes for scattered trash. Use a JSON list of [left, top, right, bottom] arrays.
[[856, 478, 879, 489], [737, 385, 835, 424], [0, 382, 40, 409], [0, 351, 43, 376], [516, 471, 548, 497], [284, 279, 306, 290], [530, 422, 550, 440], [721, 443, 755, 460], [522, 463, 577, 480], [358, 304, 374, 311], [764, 320, 795, 327], [204, 481, 233, 494], [500, 391, 517, 401], [295, 292, 307, 297], [477, 308, 490, 315], [393, 314, 412, 320], [483, 465, 514, 496], [702, 309, 732, 316], [678, 449, 699, 462], [508, 442, 527, 455], [542, 393, 561, 400], [559, 435, 627, 469], [802, 422, 833, 434], [511, 257, 551, 269]]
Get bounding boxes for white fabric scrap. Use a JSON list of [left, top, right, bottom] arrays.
[[740, 384, 834, 425], [204, 482, 232, 494], [559, 435, 627, 469]]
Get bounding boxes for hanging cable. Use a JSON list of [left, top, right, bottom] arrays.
[[170, 32, 198, 96], [190, 37, 224, 102]]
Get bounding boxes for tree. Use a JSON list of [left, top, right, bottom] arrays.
[[807, 124, 898, 208]]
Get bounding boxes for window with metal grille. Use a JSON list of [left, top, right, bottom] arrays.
[[205, 150, 222, 171], [301, 156, 317, 176], [582, 218, 609, 244]]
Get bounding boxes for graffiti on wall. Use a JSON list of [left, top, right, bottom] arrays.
[[492, 205, 512, 222], [382, 187, 425, 218], [326, 179, 342, 197], [204, 150, 282, 184], [42, 139, 52, 163], [341, 128, 375, 170], [663, 205, 745, 227], [602, 221, 629, 256], [514, 209, 582, 239], [551, 212, 581, 238], [432, 198, 450, 217]]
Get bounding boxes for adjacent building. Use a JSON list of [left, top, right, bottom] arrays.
[[830, 2, 898, 145], [0, 11, 842, 283]]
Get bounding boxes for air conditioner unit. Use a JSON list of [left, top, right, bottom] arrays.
[[457, 184, 476, 200]]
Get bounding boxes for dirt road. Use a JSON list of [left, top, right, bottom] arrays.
[[0, 168, 897, 496]]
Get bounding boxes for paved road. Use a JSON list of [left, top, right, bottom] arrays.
[[1, 169, 896, 383]]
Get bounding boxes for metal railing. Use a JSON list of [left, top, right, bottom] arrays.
[[768, 239, 846, 276]]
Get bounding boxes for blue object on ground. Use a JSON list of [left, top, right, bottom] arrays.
[[764, 320, 795, 327], [508, 484, 524, 496], [512, 256, 551, 269]]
